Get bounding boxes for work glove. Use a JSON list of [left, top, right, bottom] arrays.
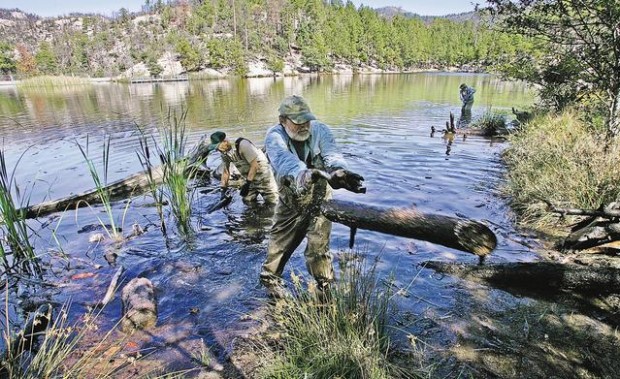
[[239, 180, 252, 197], [294, 169, 330, 194], [328, 169, 366, 193]]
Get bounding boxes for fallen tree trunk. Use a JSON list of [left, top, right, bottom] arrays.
[[423, 260, 620, 295], [21, 167, 166, 219], [321, 200, 497, 258]]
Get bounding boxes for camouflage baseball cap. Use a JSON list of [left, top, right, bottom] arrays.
[[278, 95, 316, 124], [206, 131, 227, 152]]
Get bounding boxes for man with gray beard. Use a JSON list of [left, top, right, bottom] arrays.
[[260, 95, 365, 299]]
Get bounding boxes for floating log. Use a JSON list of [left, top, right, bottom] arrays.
[[321, 200, 497, 257], [423, 261, 620, 295], [21, 165, 210, 219], [22, 167, 165, 219]]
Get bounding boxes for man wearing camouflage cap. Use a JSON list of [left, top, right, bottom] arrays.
[[260, 95, 365, 298]]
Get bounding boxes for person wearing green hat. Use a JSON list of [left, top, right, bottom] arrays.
[[188, 131, 227, 168], [259, 95, 365, 299], [214, 134, 278, 205]]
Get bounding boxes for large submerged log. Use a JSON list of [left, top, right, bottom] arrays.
[[322, 200, 497, 257], [423, 261, 620, 295]]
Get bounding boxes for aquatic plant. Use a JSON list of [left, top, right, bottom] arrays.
[[136, 107, 200, 238], [471, 110, 508, 136], [136, 132, 168, 236], [16, 75, 93, 93], [0, 148, 40, 277], [76, 135, 129, 241], [257, 253, 421, 378]]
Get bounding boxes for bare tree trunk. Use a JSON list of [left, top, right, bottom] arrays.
[[607, 90, 620, 138]]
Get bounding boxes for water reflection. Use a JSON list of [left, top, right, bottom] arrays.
[[0, 74, 538, 369], [223, 202, 275, 244], [458, 108, 472, 128]]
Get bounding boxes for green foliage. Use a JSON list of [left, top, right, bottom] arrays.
[[0, 42, 16, 74], [175, 37, 201, 72], [471, 111, 508, 136], [266, 54, 284, 74], [34, 41, 58, 75], [147, 58, 164, 77], [7, 0, 536, 80], [483, 0, 620, 138]]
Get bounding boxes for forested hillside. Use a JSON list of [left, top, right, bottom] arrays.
[[0, 0, 532, 78]]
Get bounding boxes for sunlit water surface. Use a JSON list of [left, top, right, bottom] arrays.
[[0, 73, 538, 367]]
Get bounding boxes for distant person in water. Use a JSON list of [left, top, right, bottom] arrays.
[[459, 83, 476, 111], [458, 83, 476, 128]]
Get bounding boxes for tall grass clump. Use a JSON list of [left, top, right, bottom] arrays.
[[471, 111, 508, 136], [1, 302, 143, 378], [0, 149, 40, 277], [137, 108, 199, 237], [17, 76, 92, 92], [258, 255, 420, 379], [503, 108, 620, 229], [76, 136, 128, 241]]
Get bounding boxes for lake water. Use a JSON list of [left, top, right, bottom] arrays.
[[0, 73, 539, 372]]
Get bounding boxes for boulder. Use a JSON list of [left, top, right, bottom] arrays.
[[121, 277, 157, 332]]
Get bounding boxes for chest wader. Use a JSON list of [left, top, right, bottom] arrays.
[[261, 154, 335, 288], [232, 138, 279, 205]]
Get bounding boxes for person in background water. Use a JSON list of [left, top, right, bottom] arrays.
[[458, 83, 476, 128], [209, 131, 279, 205], [260, 95, 365, 299], [459, 83, 476, 111]]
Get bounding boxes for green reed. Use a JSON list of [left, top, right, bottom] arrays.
[[17, 75, 92, 90], [136, 132, 168, 235], [76, 136, 128, 241], [0, 149, 40, 277], [137, 108, 200, 237]]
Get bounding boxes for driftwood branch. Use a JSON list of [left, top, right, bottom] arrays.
[[544, 200, 620, 219], [99, 265, 125, 307]]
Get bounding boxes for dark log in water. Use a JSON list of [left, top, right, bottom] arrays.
[[22, 166, 166, 219], [21, 165, 210, 219], [322, 200, 497, 257], [423, 261, 620, 295]]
